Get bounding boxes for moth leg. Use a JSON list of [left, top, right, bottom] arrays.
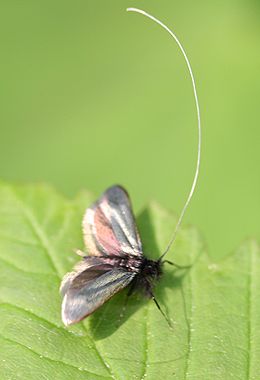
[[163, 260, 191, 269], [150, 291, 173, 329]]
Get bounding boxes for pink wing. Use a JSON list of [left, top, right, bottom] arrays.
[[82, 185, 143, 257]]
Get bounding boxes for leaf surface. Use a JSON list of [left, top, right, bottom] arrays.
[[0, 182, 259, 380]]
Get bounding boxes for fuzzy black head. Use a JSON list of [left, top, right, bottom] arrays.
[[140, 258, 162, 279], [130, 257, 163, 298]]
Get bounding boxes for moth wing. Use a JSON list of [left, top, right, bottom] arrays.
[[83, 185, 143, 257], [61, 267, 135, 326], [60, 256, 113, 297]]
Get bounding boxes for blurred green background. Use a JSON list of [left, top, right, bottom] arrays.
[[0, 0, 259, 259]]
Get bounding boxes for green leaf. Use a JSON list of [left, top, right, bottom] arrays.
[[0, 181, 259, 380]]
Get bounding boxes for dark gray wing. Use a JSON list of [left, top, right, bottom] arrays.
[[61, 267, 135, 326], [82, 185, 143, 257]]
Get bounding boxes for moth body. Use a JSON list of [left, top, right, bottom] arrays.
[[60, 185, 163, 326]]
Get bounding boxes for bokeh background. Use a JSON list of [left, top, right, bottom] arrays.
[[0, 0, 259, 259]]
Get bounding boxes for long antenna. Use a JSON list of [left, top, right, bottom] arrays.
[[127, 7, 201, 259]]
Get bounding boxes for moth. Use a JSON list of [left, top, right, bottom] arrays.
[[60, 8, 201, 327], [60, 185, 176, 326]]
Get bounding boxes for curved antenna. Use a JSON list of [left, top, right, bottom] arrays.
[[127, 7, 201, 259]]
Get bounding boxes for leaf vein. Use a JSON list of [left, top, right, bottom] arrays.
[[12, 189, 62, 276], [0, 256, 59, 278], [82, 324, 116, 380], [0, 233, 42, 248], [0, 302, 83, 337], [140, 304, 149, 380], [0, 334, 110, 379]]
